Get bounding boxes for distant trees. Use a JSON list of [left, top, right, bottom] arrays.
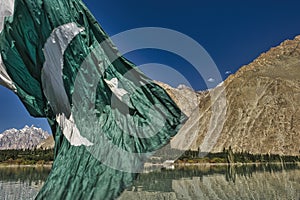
[[0, 149, 54, 165], [176, 147, 300, 164]]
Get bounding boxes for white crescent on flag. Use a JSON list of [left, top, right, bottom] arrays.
[[41, 22, 93, 147], [0, 0, 16, 91], [0, 0, 15, 33]]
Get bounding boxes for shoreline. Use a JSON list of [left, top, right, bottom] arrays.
[[143, 161, 300, 168], [1, 162, 299, 169], [0, 164, 52, 168]]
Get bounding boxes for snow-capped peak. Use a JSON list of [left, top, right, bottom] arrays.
[[0, 126, 50, 150]]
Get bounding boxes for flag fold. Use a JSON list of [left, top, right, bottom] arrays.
[[0, 0, 187, 199]]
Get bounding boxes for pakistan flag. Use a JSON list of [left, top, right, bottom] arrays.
[[0, 0, 187, 199]]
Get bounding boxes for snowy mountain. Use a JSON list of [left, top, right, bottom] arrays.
[[0, 126, 49, 150]]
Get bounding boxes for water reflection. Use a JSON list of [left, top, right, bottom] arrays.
[[0, 167, 51, 200], [0, 164, 299, 199], [119, 163, 300, 200]]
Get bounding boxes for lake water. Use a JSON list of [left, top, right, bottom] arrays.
[[0, 166, 51, 200], [0, 164, 299, 200]]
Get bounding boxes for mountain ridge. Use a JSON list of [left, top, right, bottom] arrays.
[[0, 125, 49, 150], [1, 36, 299, 155], [169, 35, 300, 156]]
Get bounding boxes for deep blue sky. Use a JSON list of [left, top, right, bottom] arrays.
[[1, 0, 300, 133]]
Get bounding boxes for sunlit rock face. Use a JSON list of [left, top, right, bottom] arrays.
[[159, 36, 300, 156]]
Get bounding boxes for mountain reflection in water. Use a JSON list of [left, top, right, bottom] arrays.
[[0, 166, 51, 200], [0, 164, 299, 200], [119, 163, 300, 200]]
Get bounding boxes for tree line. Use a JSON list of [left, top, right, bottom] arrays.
[[176, 147, 300, 164], [0, 148, 54, 165]]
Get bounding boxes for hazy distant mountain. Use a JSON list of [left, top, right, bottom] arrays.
[[166, 35, 300, 156], [36, 135, 54, 150], [155, 82, 207, 117], [0, 126, 49, 150]]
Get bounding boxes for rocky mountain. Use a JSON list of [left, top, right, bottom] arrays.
[[36, 135, 55, 150], [169, 35, 300, 156], [0, 126, 49, 150], [155, 82, 207, 117], [8, 36, 300, 156]]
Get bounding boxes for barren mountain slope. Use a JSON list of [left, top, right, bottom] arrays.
[[169, 35, 300, 155]]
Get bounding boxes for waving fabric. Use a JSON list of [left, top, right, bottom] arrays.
[[0, 0, 187, 199]]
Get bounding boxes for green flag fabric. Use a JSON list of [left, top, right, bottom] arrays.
[[0, 0, 187, 199]]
